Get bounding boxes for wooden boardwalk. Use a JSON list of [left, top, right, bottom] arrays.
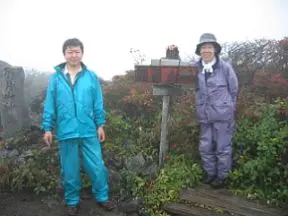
[[163, 185, 288, 216]]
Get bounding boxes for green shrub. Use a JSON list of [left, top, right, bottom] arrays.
[[121, 154, 203, 215], [145, 154, 203, 215], [0, 145, 60, 195], [230, 103, 288, 205]]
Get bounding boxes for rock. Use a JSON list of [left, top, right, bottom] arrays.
[[41, 196, 60, 208], [123, 139, 133, 151], [109, 169, 122, 194], [4, 138, 15, 150], [1, 149, 23, 164], [108, 156, 123, 170], [16, 149, 34, 165], [5, 135, 26, 151], [103, 149, 124, 170], [128, 213, 139, 216], [118, 198, 141, 213], [16, 156, 26, 165], [0, 66, 31, 139], [138, 208, 150, 216], [2, 126, 42, 152], [110, 155, 123, 170], [140, 162, 158, 178], [21, 149, 33, 158], [119, 190, 132, 203], [7, 149, 19, 158], [0, 149, 8, 159], [110, 169, 121, 182], [125, 153, 146, 173], [41, 146, 51, 153]]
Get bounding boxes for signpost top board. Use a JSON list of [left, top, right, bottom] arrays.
[[134, 58, 198, 85]]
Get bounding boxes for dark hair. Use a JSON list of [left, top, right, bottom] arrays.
[[62, 38, 84, 54]]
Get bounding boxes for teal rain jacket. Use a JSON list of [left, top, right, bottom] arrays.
[[41, 62, 106, 141]]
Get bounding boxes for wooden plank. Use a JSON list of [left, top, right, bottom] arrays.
[[152, 84, 182, 96], [151, 59, 192, 67], [163, 203, 231, 216], [180, 187, 288, 216]]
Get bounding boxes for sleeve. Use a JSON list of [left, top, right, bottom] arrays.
[[226, 63, 239, 104], [41, 75, 56, 132], [92, 74, 106, 128]]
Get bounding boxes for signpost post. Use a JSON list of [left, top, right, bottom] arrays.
[[134, 46, 198, 167]]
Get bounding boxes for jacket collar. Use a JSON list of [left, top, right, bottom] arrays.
[[196, 55, 221, 70], [54, 62, 87, 73]]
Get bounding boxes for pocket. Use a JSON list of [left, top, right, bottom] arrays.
[[83, 106, 94, 118], [208, 104, 233, 121], [214, 121, 234, 132], [217, 84, 227, 88], [77, 103, 94, 123], [195, 104, 205, 120], [57, 104, 72, 121]]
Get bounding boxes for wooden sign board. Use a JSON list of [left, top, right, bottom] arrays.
[[135, 59, 198, 84], [152, 84, 183, 96]]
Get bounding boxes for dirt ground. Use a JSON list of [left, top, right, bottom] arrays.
[[0, 191, 123, 216]]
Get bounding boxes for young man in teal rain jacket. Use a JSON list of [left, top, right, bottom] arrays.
[[42, 38, 114, 215]]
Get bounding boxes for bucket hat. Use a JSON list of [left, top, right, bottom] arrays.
[[195, 33, 222, 55]]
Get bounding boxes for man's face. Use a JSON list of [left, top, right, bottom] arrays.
[[200, 43, 215, 63], [64, 46, 83, 67]]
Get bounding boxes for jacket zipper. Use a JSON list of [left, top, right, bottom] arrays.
[[71, 84, 77, 117], [60, 72, 80, 118]]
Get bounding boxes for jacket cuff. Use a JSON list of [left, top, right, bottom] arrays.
[[41, 126, 52, 133]]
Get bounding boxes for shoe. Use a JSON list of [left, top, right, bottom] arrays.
[[97, 200, 116, 211], [203, 175, 215, 184], [211, 178, 226, 189], [67, 205, 79, 216]]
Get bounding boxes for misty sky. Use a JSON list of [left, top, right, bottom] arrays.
[[0, 0, 287, 80]]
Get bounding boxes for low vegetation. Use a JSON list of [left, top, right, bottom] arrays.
[[0, 38, 287, 215]]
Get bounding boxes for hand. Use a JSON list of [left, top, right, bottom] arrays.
[[43, 131, 53, 146], [97, 127, 106, 143]]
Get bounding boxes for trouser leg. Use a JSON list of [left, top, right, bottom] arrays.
[[214, 121, 234, 180], [199, 123, 217, 177], [59, 138, 81, 207], [80, 137, 109, 203]]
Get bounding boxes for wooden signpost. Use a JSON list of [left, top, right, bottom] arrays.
[[134, 46, 198, 167], [153, 84, 180, 167]]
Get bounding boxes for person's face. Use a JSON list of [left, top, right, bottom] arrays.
[[64, 46, 83, 67], [200, 43, 216, 63]]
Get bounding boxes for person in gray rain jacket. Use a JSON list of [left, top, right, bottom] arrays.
[[194, 33, 238, 189]]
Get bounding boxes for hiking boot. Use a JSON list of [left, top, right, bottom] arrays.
[[97, 200, 116, 211], [211, 178, 226, 189], [67, 205, 79, 216], [203, 175, 215, 185]]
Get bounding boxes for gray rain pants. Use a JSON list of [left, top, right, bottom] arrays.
[[199, 121, 234, 180]]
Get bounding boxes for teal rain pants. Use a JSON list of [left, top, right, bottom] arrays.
[[58, 137, 109, 206]]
